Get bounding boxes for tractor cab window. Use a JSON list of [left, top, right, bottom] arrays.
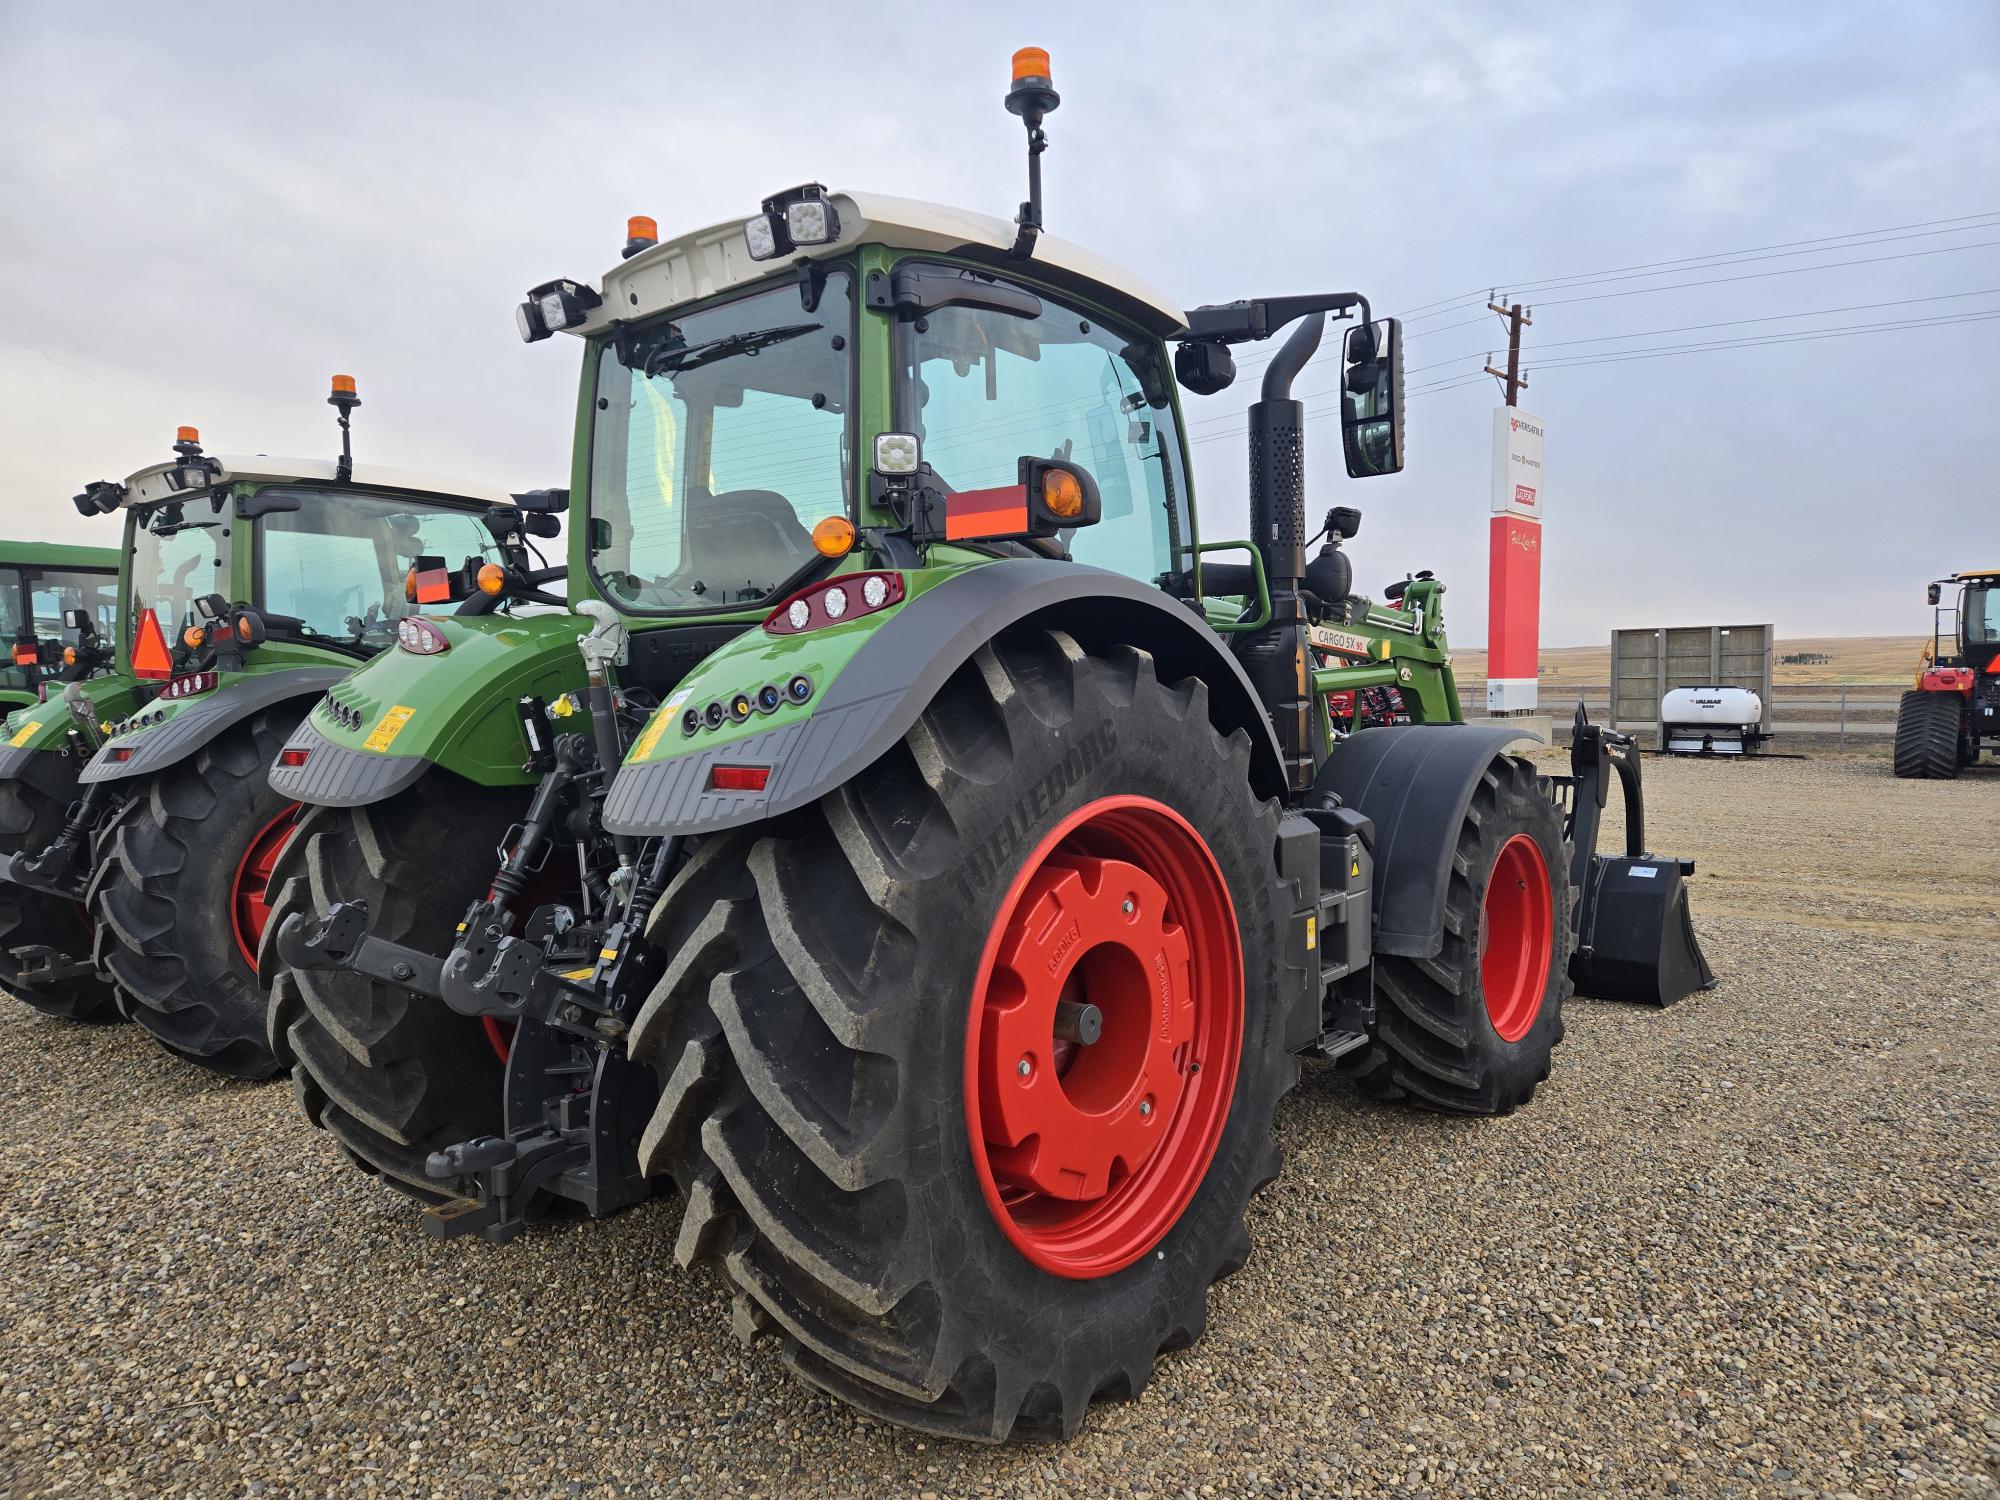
[[589, 272, 854, 613], [254, 488, 502, 650], [894, 268, 1190, 588], [32, 569, 118, 642], [129, 503, 232, 657], [1967, 584, 2000, 646]]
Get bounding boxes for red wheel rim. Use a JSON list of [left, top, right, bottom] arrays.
[[1480, 833, 1553, 1043], [231, 804, 302, 970], [963, 795, 1243, 1279]]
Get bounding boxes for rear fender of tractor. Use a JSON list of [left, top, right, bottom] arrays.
[[1312, 723, 1546, 959], [268, 614, 592, 807], [601, 558, 1287, 838], [79, 667, 353, 786], [0, 677, 146, 770]]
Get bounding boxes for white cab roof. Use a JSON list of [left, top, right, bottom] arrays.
[[587, 189, 1188, 338], [117, 455, 516, 510]]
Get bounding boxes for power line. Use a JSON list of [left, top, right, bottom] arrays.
[[1533, 238, 2000, 309], [1393, 210, 2000, 320]]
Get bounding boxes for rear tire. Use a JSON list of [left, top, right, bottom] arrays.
[[265, 778, 513, 1200], [0, 778, 117, 1022], [86, 711, 302, 1076], [1340, 754, 1571, 1115], [628, 629, 1303, 1441], [1893, 690, 1961, 779]]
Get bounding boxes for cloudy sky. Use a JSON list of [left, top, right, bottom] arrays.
[[2, 2, 1994, 644]]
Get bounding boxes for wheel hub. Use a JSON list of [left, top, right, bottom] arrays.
[[231, 804, 301, 970], [965, 796, 1243, 1278], [1479, 832, 1553, 1043]]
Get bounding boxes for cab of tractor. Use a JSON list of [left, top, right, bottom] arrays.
[[0, 544, 120, 710], [0, 386, 540, 1072], [266, 48, 1712, 1445]]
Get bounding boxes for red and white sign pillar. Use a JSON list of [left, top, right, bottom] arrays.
[[1486, 408, 1546, 713]]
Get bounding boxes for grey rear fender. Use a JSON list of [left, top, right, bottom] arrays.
[[602, 559, 1286, 838], [1312, 723, 1541, 960], [78, 667, 351, 786]]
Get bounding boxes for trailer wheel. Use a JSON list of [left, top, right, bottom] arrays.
[[1892, 691, 1962, 780], [86, 711, 304, 1077], [265, 779, 513, 1200], [0, 779, 117, 1022], [628, 629, 1301, 1441], [1345, 754, 1571, 1114]]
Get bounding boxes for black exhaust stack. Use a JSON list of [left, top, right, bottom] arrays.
[[1241, 313, 1325, 793]]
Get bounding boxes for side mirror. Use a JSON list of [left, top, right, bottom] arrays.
[[1927, 582, 1942, 606], [1341, 317, 1404, 479], [1174, 341, 1237, 396], [62, 608, 93, 634], [512, 487, 570, 514]]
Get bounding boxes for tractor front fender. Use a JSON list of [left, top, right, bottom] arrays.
[[79, 667, 352, 786], [603, 559, 1285, 837], [1311, 723, 1534, 960]]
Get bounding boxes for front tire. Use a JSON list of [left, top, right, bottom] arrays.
[[628, 629, 1303, 1441], [264, 778, 514, 1199], [1341, 754, 1572, 1114], [0, 778, 117, 1022], [1893, 691, 1962, 780], [87, 711, 303, 1076]]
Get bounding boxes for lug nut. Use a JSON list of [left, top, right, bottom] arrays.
[[1139, 1098, 1154, 1117], [1121, 898, 1136, 916], [1016, 1056, 1032, 1077]]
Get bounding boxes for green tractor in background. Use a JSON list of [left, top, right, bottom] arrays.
[[0, 388, 559, 1070], [269, 53, 1710, 1441], [0, 541, 120, 714]]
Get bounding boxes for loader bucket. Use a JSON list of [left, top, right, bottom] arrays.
[[1570, 854, 1715, 1006], [1561, 706, 1717, 1007]]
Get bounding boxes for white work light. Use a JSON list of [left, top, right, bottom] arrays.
[[785, 198, 838, 246], [742, 214, 779, 260], [874, 432, 921, 474]]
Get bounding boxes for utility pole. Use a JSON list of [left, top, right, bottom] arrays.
[[1484, 295, 1532, 407]]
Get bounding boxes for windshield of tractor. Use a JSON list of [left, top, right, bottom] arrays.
[[255, 487, 502, 648], [895, 268, 1191, 587], [588, 272, 853, 613], [129, 502, 232, 658], [30, 568, 118, 640], [1966, 583, 2000, 647]]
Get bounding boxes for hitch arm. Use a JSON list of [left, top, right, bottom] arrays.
[[1566, 705, 1646, 891], [274, 901, 446, 999]]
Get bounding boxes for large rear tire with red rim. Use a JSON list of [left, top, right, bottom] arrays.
[[627, 628, 1302, 1441], [85, 709, 304, 1078], [1339, 753, 1571, 1114]]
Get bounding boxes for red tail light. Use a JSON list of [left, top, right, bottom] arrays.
[[763, 572, 905, 635], [11, 643, 35, 666], [279, 748, 311, 769], [709, 765, 771, 792], [396, 618, 450, 656]]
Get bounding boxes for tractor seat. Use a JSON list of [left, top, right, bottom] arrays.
[[680, 489, 813, 598]]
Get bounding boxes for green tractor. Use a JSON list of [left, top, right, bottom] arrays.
[[269, 54, 1711, 1440], [0, 540, 120, 714], [0, 387, 558, 1070]]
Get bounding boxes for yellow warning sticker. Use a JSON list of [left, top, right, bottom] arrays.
[[1304, 914, 1318, 952], [598, 948, 619, 963], [630, 710, 672, 762], [9, 720, 39, 748], [559, 967, 595, 982], [364, 704, 416, 752], [1351, 859, 1362, 877]]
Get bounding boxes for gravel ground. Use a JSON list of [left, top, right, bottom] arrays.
[[2, 755, 1995, 1498]]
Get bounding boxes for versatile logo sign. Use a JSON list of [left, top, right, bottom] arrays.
[[1491, 409, 1546, 518]]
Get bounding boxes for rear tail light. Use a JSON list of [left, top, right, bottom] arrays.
[[763, 572, 904, 635], [709, 765, 771, 792], [160, 671, 219, 700], [279, 748, 311, 769], [396, 618, 450, 655]]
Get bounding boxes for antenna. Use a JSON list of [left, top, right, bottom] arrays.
[[1005, 48, 1060, 259], [328, 374, 360, 482]]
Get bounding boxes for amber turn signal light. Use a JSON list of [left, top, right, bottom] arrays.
[[1041, 467, 1085, 519], [811, 516, 856, 557], [477, 563, 507, 596]]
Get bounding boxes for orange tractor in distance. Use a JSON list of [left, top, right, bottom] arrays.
[[1894, 567, 2000, 778]]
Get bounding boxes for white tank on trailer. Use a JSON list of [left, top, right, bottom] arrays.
[[1660, 686, 1767, 756]]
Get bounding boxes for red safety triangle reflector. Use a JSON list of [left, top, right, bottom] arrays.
[[132, 608, 173, 680]]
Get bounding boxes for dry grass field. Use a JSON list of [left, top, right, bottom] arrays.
[[1454, 635, 1925, 688]]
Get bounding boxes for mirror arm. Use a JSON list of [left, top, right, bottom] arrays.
[[1183, 292, 1370, 346]]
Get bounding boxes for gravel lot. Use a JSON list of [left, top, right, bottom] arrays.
[[2, 755, 1995, 1498]]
